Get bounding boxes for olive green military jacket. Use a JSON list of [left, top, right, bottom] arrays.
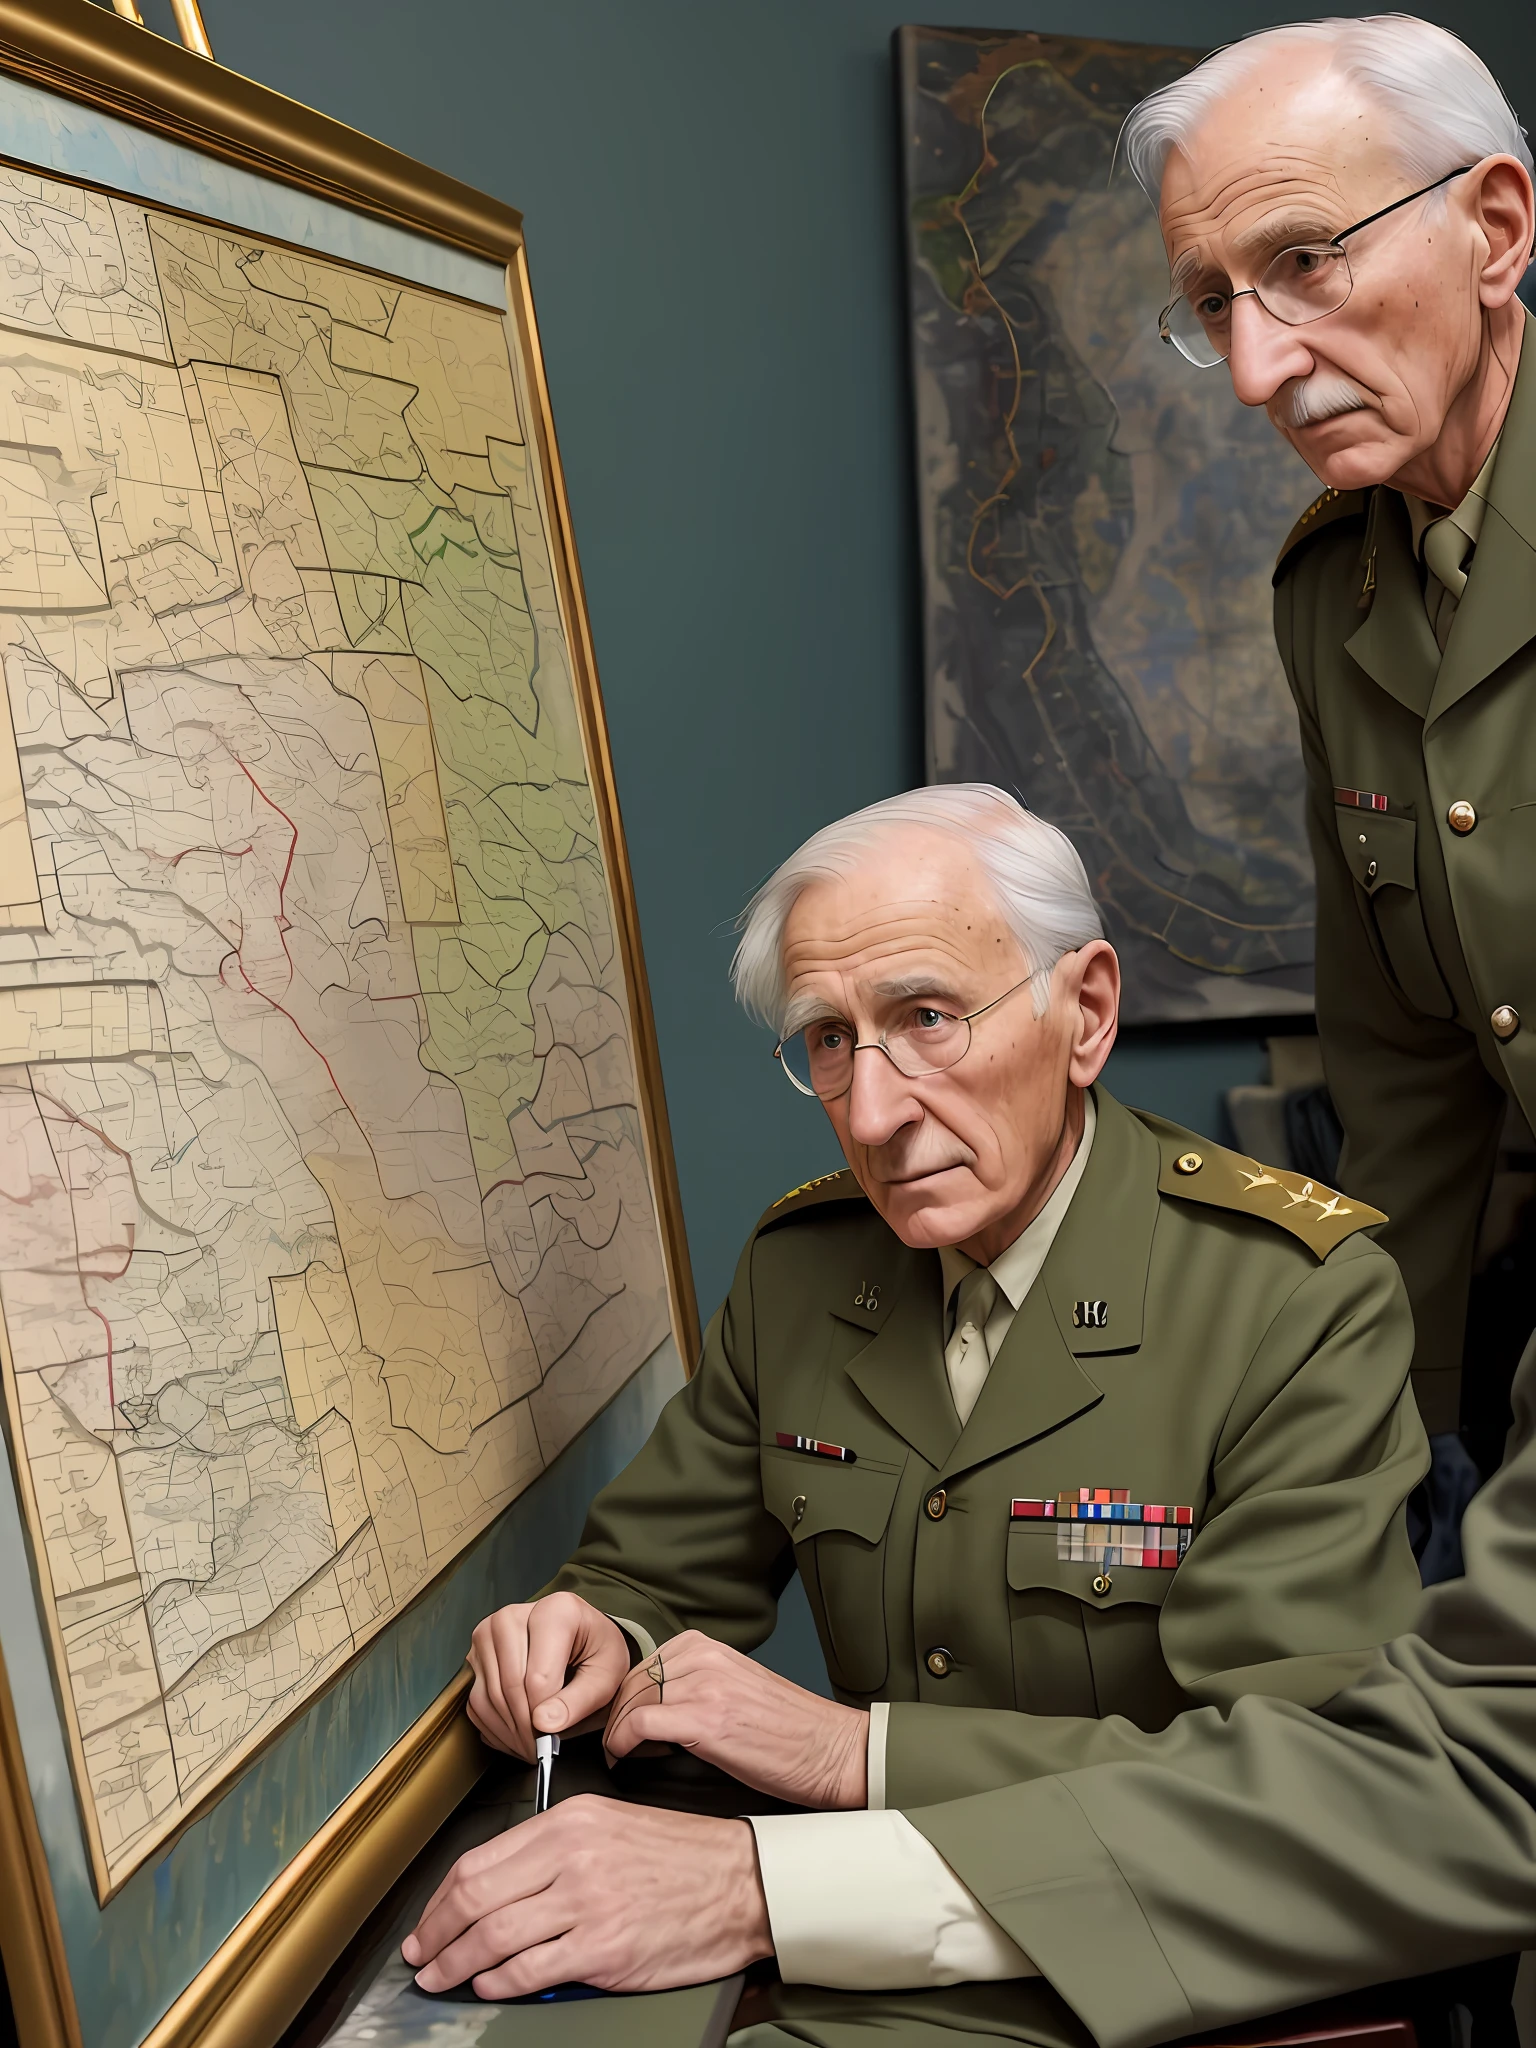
[[1271, 310, 1536, 1433], [924, 1331, 1536, 2048], [549, 1088, 1426, 1779]]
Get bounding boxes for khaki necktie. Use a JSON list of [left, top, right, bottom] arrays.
[[945, 1266, 999, 1428], [1421, 511, 1477, 653]]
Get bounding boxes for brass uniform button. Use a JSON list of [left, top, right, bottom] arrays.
[[1491, 1006, 1520, 1042], [1447, 800, 1477, 835], [1174, 1151, 1203, 1175], [791, 1494, 806, 1527], [1091, 1573, 1113, 1597], [1366, 860, 1378, 879], [925, 1648, 953, 1679], [925, 1488, 947, 1520]]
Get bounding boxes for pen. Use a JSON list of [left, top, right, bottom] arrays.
[[534, 1731, 559, 1815]]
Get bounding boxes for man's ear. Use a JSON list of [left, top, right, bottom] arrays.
[[1469, 156, 1535, 309], [1065, 941, 1120, 1089]]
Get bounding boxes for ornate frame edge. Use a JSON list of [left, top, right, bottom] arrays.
[[0, 1640, 80, 2048], [0, 0, 524, 261], [0, 3, 701, 2042], [140, 1673, 486, 2048]]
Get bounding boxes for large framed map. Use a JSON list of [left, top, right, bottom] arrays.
[[900, 26, 1318, 1022], [0, 7, 693, 2045]]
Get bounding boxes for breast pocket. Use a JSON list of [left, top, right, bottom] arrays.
[[761, 1447, 902, 1695], [1006, 1532, 1187, 1730], [1334, 806, 1453, 1019]]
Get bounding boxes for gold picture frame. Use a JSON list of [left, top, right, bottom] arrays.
[[0, 2, 699, 2041]]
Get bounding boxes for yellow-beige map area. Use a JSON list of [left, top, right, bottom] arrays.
[[0, 170, 670, 1894]]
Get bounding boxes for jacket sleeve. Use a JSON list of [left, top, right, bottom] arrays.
[[1277, 566, 1505, 1434], [883, 1236, 1428, 1794], [540, 1234, 790, 1652], [904, 1337, 1536, 2048]]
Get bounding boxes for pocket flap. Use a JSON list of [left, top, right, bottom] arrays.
[[1335, 805, 1416, 894], [1006, 1525, 1176, 1609], [761, 1446, 902, 1544]]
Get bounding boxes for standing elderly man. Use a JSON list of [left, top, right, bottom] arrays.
[[1135, 13, 1536, 1503], [400, 784, 1427, 2047]]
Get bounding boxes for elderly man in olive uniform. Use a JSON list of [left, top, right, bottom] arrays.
[[1137, 15, 1536, 1534], [400, 782, 1426, 2044]]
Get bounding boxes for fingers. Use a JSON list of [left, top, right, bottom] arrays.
[[412, 1890, 568, 1993], [466, 1608, 536, 1761], [525, 1595, 628, 1734], [470, 1935, 586, 2002], [406, 1825, 546, 1973], [602, 1630, 713, 1759]]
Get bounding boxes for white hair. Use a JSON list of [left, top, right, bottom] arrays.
[[731, 784, 1103, 1033], [1120, 14, 1532, 212]]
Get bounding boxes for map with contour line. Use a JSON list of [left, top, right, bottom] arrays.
[[0, 169, 670, 1894]]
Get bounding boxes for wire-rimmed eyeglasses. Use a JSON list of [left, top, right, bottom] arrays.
[[773, 973, 1038, 1101], [1159, 165, 1475, 368]]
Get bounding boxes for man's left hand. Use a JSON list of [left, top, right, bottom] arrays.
[[602, 1630, 868, 1808], [401, 1796, 773, 1997]]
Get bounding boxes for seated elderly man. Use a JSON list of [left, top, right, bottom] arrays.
[[402, 784, 1427, 2041]]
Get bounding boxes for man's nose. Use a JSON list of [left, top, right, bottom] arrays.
[[1225, 292, 1317, 409], [844, 1045, 923, 1149]]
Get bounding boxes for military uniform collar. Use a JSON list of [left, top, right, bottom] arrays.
[[929, 1089, 1163, 1486], [1400, 432, 1500, 562], [936, 1090, 1097, 1316]]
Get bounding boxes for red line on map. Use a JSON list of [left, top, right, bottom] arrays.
[[31, 1091, 137, 1417], [220, 755, 385, 1182], [234, 756, 298, 986]]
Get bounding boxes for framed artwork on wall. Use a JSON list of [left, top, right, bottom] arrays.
[[900, 25, 1319, 1023], [0, 3, 697, 2043]]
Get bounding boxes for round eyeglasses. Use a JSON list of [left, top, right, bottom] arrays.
[[774, 974, 1038, 1101], [1159, 166, 1474, 369]]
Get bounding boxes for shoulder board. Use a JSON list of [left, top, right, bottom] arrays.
[[756, 1168, 865, 1232], [1273, 486, 1368, 585], [1138, 1112, 1386, 1260]]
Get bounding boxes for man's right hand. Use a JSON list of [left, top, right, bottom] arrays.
[[466, 1593, 632, 1761]]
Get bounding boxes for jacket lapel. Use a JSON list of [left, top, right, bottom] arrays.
[[1343, 489, 1440, 719], [1040, 1088, 1161, 1354], [1428, 312, 1536, 726], [843, 1249, 961, 1470], [936, 1286, 1101, 1486], [936, 1088, 1157, 1483]]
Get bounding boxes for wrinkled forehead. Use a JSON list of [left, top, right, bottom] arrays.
[[1156, 67, 1403, 275], [779, 832, 1020, 992]]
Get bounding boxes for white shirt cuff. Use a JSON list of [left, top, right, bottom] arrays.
[[867, 1701, 888, 1810], [747, 1809, 1037, 1990]]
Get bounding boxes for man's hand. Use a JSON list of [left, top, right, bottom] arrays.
[[603, 1630, 868, 1809], [466, 1594, 631, 1762], [401, 1796, 773, 1997]]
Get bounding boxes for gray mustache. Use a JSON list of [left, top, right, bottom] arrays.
[[1278, 374, 1372, 428]]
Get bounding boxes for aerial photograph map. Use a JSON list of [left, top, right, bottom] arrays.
[[0, 168, 670, 1895], [902, 29, 1317, 1021]]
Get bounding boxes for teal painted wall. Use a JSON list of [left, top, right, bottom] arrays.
[[180, 0, 1535, 1321]]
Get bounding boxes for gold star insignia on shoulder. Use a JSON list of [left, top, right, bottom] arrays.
[[772, 1170, 846, 1209], [1237, 1165, 1280, 1191], [1275, 485, 1368, 580], [1148, 1107, 1387, 1260], [1231, 1162, 1385, 1256]]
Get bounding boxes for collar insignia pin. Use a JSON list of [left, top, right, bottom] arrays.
[[854, 1280, 880, 1311], [1072, 1299, 1108, 1329]]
